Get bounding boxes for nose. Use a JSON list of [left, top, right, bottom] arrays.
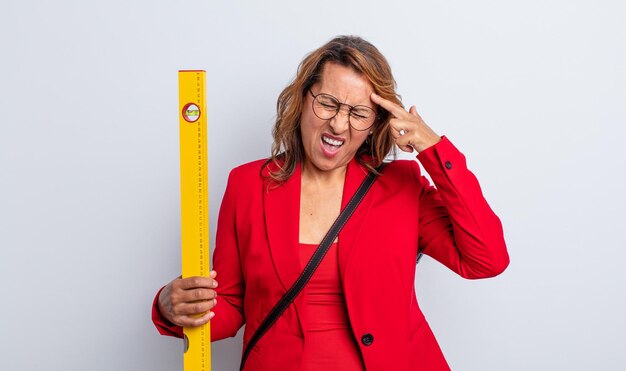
[[329, 106, 351, 134]]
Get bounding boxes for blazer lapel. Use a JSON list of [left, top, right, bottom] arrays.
[[263, 162, 302, 292], [263, 162, 308, 333], [337, 158, 377, 281], [261, 158, 378, 333]]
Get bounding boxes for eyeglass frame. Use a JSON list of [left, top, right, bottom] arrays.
[[308, 88, 379, 131]]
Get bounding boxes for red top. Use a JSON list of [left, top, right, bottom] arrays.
[[298, 242, 364, 370]]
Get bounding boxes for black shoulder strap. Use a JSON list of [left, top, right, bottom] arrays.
[[240, 163, 386, 370]]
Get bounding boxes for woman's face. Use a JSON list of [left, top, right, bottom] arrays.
[[300, 62, 375, 175]]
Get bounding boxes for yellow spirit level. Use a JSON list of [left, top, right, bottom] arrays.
[[178, 70, 211, 371]]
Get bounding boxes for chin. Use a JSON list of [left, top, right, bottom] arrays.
[[312, 156, 350, 173]]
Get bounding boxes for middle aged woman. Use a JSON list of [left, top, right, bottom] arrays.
[[152, 35, 509, 370]]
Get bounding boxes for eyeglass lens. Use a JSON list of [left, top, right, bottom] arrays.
[[312, 93, 375, 131]]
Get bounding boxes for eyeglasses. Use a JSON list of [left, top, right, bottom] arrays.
[[309, 89, 377, 131]]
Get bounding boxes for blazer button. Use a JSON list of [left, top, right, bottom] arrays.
[[361, 333, 374, 346], [445, 161, 453, 169]]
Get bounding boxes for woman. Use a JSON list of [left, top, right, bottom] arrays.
[[152, 35, 509, 370]]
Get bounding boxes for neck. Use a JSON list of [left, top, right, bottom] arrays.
[[301, 160, 348, 186]]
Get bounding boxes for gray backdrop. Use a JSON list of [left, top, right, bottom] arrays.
[[1, 1, 625, 370]]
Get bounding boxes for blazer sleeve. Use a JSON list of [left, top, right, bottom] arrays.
[[413, 136, 509, 279], [151, 169, 246, 340], [209, 168, 246, 339]]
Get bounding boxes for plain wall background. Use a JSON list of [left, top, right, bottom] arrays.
[[1, 1, 625, 370]]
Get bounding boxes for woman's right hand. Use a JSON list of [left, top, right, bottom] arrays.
[[157, 270, 218, 327]]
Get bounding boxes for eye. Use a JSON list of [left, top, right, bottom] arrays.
[[351, 107, 373, 119], [316, 95, 340, 110], [320, 102, 338, 110]]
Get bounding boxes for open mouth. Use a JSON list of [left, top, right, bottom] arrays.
[[320, 134, 345, 156]]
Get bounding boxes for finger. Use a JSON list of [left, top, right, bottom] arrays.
[[396, 136, 415, 153], [391, 129, 409, 141], [390, 127, 401, 139], [390, 133, 414, 152], [177, 276, 217, 290], [397, 142, 415, 153], [189, 311, 215, 327], [408, 105, 425, 122], [173, 298, 217, 316], [174, 310, 215, 328], [177, 288, 217, 303], [370, 93, 408, 119], [393, 126, 415, 153], [388, 118, 407, 139]]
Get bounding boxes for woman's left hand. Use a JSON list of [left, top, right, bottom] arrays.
[[371, 93, 441, 153]]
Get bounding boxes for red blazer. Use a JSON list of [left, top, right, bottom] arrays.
[[152, 136, 509, 370]]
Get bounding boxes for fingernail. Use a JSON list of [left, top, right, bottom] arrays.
[[213, 298, 217, 306], [212, 280, 218, 288], [371, 92, 379, 99], [209, 312, 215, 319]]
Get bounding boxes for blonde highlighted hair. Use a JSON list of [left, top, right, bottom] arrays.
[[264, 35, 402, 183]]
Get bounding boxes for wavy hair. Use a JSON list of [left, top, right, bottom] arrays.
[[264, 35, 402, 183]]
